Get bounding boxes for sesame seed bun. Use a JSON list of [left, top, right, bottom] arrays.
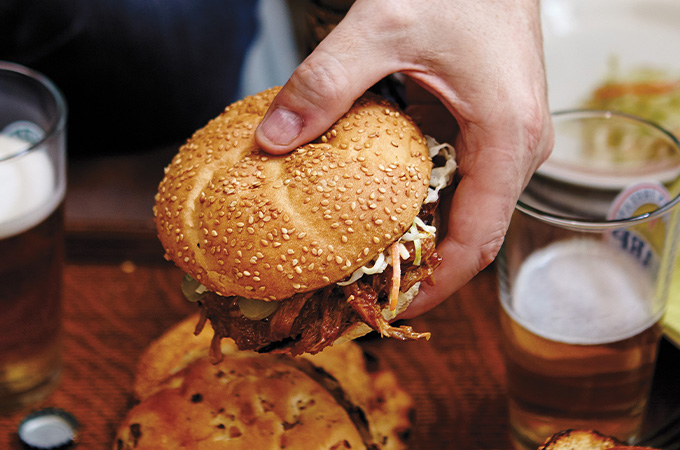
[[154, 87, 432, 301]]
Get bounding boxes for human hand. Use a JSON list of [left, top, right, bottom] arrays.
[[255, 0, 554, 318]]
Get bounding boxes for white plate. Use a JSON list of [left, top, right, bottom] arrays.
[[540, 0, 680, 189], [538, 159, 680, 190], [542, 0, 680, 111]]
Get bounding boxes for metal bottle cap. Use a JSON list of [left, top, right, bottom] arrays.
[[18, 408, 78, 449]]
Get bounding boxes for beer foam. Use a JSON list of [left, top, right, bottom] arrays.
[[0, 135, 62, 239], [507, 239, 659, 345]]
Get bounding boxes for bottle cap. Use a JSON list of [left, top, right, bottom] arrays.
[[17, 408, 79, 449]]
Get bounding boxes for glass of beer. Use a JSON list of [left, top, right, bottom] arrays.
[[0, 62, 67, 411], [497, 110, 680, 449]]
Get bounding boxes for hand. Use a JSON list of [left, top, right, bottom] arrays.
[[255, 0, 554, 318]]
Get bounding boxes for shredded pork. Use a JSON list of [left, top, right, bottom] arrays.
[[197, 203, 441, 358]]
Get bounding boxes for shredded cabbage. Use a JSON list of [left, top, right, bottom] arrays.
[[413, 216, 437, 235], [425, 136, 457, 204], [336, 252, 388, 286], [335, 135, 456, 287], [336, 214, 439, 285], [583, 59, 680, 162]]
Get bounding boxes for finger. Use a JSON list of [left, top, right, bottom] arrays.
[[255, 2, 403, 154], [400, 111, 553, 319], [399, 154, 519, 319]]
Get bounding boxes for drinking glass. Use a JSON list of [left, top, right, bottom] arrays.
[[0, 61, 67, 411], [497, 110, 680, 449]]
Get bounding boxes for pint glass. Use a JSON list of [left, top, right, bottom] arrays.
[[0, 62, 67, 410], [497, 110, 680, 449]]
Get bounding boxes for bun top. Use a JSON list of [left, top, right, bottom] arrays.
[[154, 87, 432, 300]]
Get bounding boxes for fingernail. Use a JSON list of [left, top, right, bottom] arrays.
[[260, 107, 303, 146]]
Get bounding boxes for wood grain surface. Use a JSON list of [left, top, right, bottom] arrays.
[[0, 251, 678, 449], [0, 251, 511, 449]]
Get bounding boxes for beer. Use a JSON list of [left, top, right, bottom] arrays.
[[0, 134, 65, 410], [499, 239, 662, 449]]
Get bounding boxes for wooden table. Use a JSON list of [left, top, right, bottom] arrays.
[[2, 257, 679, 449], [0, 256, 511, 449], [0, 149, 677, 449]]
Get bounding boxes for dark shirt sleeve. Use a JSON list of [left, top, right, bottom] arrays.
[[0, 0, 259, 154]]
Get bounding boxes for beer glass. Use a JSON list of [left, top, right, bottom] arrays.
[[0, 62, 67, 410], [497, 110, 680, 449]]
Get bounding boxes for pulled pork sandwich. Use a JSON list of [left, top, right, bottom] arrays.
[[154, 87, 456, 357]]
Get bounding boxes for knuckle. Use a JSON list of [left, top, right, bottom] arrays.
[[478, 231, 506, 270], [504, 94, 553, 178], [371, 1, 415, 30], [287, 53, 352, 112], [522, 102, 554, 178]]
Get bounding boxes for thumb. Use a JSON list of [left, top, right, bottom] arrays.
[[255, 8, 395, 154]]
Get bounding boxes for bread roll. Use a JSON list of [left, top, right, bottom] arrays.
[[115, 314, 413, 449]]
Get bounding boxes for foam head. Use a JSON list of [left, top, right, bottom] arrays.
[[0, 134, 58, 239], [508, 239, 657, 345]]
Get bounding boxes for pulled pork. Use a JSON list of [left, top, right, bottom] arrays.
[[197, 206, 442, 358]]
